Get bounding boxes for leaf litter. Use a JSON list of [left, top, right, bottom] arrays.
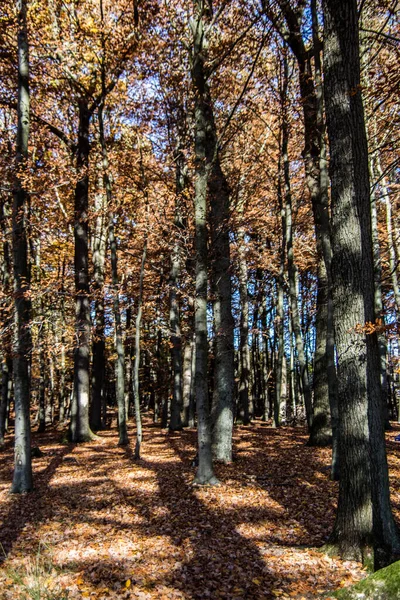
[[1, 420, 400, 599]]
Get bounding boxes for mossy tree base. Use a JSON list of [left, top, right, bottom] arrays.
[[330, 560, 400, 599]]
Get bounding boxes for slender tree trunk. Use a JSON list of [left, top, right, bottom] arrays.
[[90, 176, 107, 431], [0, 198, 12, 446], [0, 358, 11, 446], [182, 335, 194, 427], [375, 158, 400, 317], [125, 307, 133, 418], [369, 157, 390, 428], [324, 0, 400, 567], [270, 0, 336, 445], [275, 276, 285, 427], [59, 259, 67, 423], [169, 135, 187, 431], [190, 2, 218, 484], [278, 55, 313, 428], [98, 100, 128, 446], [237, 220, 251, 426], [110, 220, 128, 445], [11, 0, 33, 493], [133, 236, 146, 459], [70, 100, 95, 443]]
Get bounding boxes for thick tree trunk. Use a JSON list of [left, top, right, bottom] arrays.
[[70, 100, 95, 443], [11, 0, 33, 493], [324, 0, 400, 567]]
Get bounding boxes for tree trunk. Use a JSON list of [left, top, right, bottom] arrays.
[[0, 198, 12, 446], [90, 173, 107, 431], [110, 220, 128, 445], [70, 100, 95, 443], [59, 258, 67, 423], [190, 1, 218, 484], [11, 0, 33, 493], [323, 0, 400, 567], [168, 135, 187, 431], [182, 335, 194, 427], [237, 220, 251, 426], [278, 54, 313, 429], [209, 158, 235, 462], [98, 106, 129, 445], [0, 358, 12, 446], [133, 236, 146, 459]]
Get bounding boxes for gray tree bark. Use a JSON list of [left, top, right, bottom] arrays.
[[90, 177, 107, 431], [190, 1, 219, 484], [98, 100, 128, 446], [70, 100, 95, 443], [0, 199, 12, 446], [11, 0, 33, 493], [324, 0, 400, 567], [237, 214, 251, 426], [133, 239, 146, 458], [168, 132, 187, 431]]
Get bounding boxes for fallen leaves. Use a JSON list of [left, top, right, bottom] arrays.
[[1, 419, 399, 598]]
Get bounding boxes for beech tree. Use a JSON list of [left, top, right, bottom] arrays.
[[323, 0, 400, 567], [11, 0, 33, 493]]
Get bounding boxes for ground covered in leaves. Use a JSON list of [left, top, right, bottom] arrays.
[[1, 419, 400, 600]]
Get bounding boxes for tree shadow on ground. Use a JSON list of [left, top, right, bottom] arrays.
[[0, 431, 74, 561]]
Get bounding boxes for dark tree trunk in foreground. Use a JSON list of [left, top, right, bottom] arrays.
[[324, 0, 400, 568], [11, 0, 33, 493], [70, 100, 95, 443], [190, 1, 218, 484]]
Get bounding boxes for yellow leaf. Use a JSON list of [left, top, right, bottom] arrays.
[[252, 578, 261, 585], [125, 579, 131, 588], [76, 576, 84, 585], [82, 593, 90, 598]]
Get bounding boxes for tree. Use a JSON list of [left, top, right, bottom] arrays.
[[11, 0, 33, 493], [323, 0, 400, 567]]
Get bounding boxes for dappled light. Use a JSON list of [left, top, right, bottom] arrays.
[[3, 419, 398, 598]]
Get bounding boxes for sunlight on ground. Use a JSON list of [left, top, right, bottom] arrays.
[[1, 421, 399, 599]]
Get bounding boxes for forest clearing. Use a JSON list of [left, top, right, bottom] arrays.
[[4, 418, 400, 600]]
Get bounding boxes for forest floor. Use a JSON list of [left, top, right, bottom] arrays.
[[1, 418, 400, 600]]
